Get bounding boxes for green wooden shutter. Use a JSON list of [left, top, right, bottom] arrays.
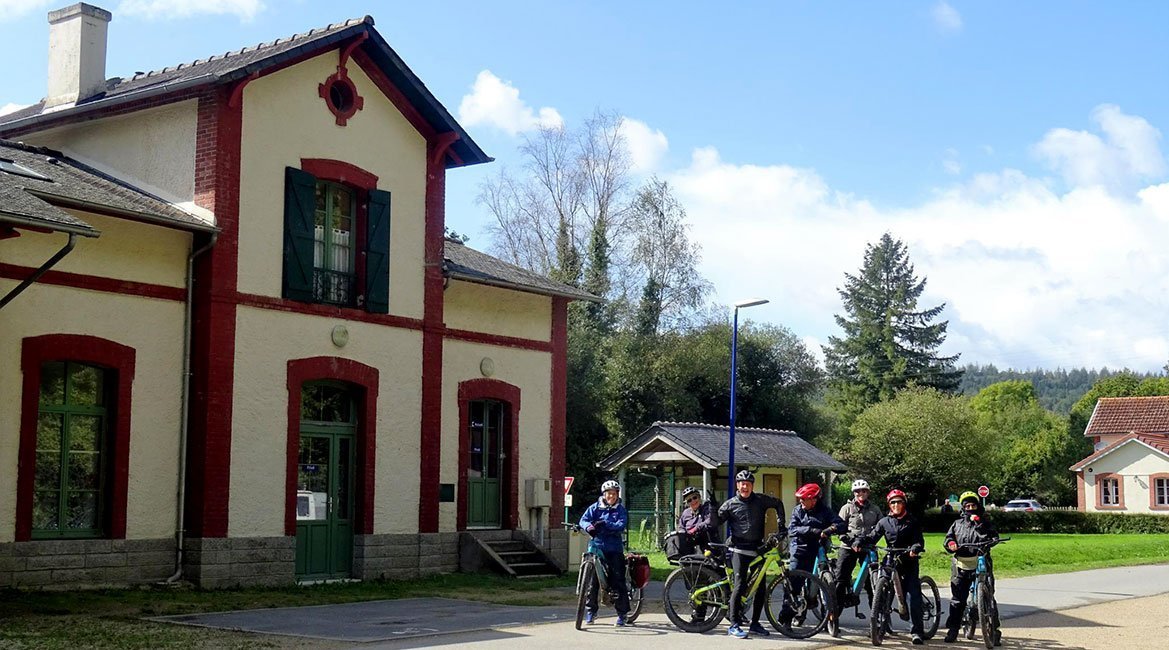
[[365, 188, 391, 313], [284, 167, 317, 302]]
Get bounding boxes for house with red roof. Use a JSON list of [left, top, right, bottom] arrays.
[[1069, 396, 1169, 514], [1, 3, 593, 588]]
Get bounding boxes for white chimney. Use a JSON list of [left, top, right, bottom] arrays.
[[46, 3, 112, 108]]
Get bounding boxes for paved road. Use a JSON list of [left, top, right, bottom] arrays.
[[157, 563, 1169, 648]]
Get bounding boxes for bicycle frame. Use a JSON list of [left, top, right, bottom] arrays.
[[689, 544, 783, 609], [850, 546, 878, 594]]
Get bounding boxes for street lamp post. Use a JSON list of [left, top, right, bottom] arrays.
[[727, 298, 769, 496]]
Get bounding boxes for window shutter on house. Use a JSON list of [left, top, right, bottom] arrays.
[[283, 167, 317, 301], [365, 188, 391, 313]]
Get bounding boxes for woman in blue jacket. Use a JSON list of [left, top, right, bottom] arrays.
[[578, 479, 631, 626]]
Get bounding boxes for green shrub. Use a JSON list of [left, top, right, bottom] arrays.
[[922, 509, 1169, 534]]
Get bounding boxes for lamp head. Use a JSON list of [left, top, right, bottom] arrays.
[[733, 298, 769, 309]]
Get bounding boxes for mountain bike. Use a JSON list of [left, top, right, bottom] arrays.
[[565, 523, 645, 630], [661, 532, 834, 638], [822, 543, 880, 637], [810, 541, 842, 637], [959, 538, 1009, 648], [868, 546, 941, 645]]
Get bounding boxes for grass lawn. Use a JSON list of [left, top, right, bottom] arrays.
[[644, 533, 1169, 585], [0, 572, 574, 650]]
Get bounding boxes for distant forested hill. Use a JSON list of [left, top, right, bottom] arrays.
[[959, 365, 1161, 414]]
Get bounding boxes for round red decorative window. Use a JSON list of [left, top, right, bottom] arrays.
[[318, 69, 364, 126]]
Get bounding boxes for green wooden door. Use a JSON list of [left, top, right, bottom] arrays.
[[295, 384, 355, 579], [467, 400, 504, 528]]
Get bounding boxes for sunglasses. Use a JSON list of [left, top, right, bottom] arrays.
[[687, 496, 701, 503], [889, 499, 906, 505]]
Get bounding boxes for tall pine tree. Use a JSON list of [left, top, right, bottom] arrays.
[[824, 233, 962, 424]]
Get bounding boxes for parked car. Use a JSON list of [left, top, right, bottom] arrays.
[[1003, 499, 1044, 512]]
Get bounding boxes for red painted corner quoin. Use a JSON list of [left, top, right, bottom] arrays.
[[549, 297, 568, 528], [285, 357, 379, 536], [17, 335, 135, 541]]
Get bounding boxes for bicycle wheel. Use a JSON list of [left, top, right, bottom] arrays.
[[626, 584, 644, 624], [662, 564, 727, 633], [821, 570, 839, 638], [870, 576, 891, 646], [920, 575, 941, 639], [978, 576, 996, 649], [765, 569, 832, 639], [575, 560, 595, 631]]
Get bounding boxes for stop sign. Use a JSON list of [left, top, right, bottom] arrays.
[[977, 485, 990, 498]]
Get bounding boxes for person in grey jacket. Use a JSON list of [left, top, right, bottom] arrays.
[[834, 479, 883, 622], [716, 469, 785, 639]]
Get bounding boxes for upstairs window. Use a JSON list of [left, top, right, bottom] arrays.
[[284, 166, 391, 313]]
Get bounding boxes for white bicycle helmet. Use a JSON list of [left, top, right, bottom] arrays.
[[851, 479, 870, 492], [600, 479, 621, 494]]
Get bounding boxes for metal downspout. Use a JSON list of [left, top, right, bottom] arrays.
[[0, 233, 76, 310], [164, 231, 218, 584]]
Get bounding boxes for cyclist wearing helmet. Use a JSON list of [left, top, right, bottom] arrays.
[[776, 482, 845, 630], [943, 491, 1000, 644], [677, 486, 717, 551], [578, 479, 630, 626], [716, 469, 785, 639], [870, 488, 927, 645], [833, 479, 882, 625]]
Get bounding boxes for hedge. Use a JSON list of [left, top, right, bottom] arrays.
[[921, 509, 1169, 534]]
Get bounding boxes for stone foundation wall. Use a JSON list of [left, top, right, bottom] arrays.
[[0, 537, 175, 588], [182, 536, 295, 589], [353, 532, 459, 581], [545, 527, 568, 569]]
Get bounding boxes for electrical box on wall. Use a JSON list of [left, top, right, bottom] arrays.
[[525, 478, 552, 508]]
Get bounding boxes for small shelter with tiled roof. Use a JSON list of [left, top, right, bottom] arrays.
[[1, 3, 591, 589], [597, 421, 846, 543], [1070, 396, 1169, 514]]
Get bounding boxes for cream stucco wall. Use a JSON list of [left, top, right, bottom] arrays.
[[237, 53, 428, 319], [0, 281, 185, 542], [1081, 442, 1169, 514], [444, 281, 551, 341], [228, 305, 423, 537], [440, 340, 552, 533], [22, 100, 200, 213], [1, 211, 190, 288]]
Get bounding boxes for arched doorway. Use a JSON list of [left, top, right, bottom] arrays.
[[295, 381, 356, 579]]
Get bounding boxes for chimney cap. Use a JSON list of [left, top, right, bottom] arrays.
[[48, 3, 112, 25]]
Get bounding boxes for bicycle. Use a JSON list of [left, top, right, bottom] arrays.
[[661, 532, 834, 638], [868, 546, 941, 645], [819, 542, 879, 637], [565, 523, 645, 630], [957, 537, 1009, 648], [810, 541, 843, 637]]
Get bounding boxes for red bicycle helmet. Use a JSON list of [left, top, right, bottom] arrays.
[[886, 489, 907, 503], [795, 483, 822, 499]]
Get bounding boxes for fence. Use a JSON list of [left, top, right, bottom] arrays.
[[624, 470, 676, 551]]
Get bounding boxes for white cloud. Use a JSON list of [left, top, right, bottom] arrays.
[[458, 70, 563, 136], [932, 1, 963, 33], [666, 108, 1169, 372], [618, 117, 669, 173], [117, 0, 264, 21], [1033, 104, 1166, 191], [943, 148, 961, 175], [1, 102, 30, 116], [0, 0, 50, 22]]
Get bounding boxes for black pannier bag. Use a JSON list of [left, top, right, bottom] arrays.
[[663, 531, 695, 561]]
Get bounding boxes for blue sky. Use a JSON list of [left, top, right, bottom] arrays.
[[4, 1, 1168, 372]]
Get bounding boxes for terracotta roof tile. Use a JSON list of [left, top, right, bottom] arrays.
[[1084, 396, 1169, 437], [1070, 432, 1169, 471]]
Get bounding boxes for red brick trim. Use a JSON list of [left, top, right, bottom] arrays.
[[1076, 473, 1086, 511], [351, 49, 437, 141], [286, 357, 379, 536], [1095, 473, 1125, 510], [17, 335, 135, 541], [300, 159, 379, 191], [417, 140, 447, 533], [0, 263, 186, 301], [185, 88, 241, 538], [234, 292, 421, 329], [456, 379, 522, 531], [444, 327, 552, 352], [1150, 473, 1169, 511], [549, 297, 568, 528]]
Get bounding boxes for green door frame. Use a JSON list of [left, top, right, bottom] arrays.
[[295, 402, 356, 580]]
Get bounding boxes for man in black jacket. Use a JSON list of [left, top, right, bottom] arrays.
[[717, 469, 784, 639], [943, 491, 1001, 644], [870, 489, 927, 645]]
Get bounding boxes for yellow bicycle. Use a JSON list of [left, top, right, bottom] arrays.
[[662, 533, 834, 638]]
